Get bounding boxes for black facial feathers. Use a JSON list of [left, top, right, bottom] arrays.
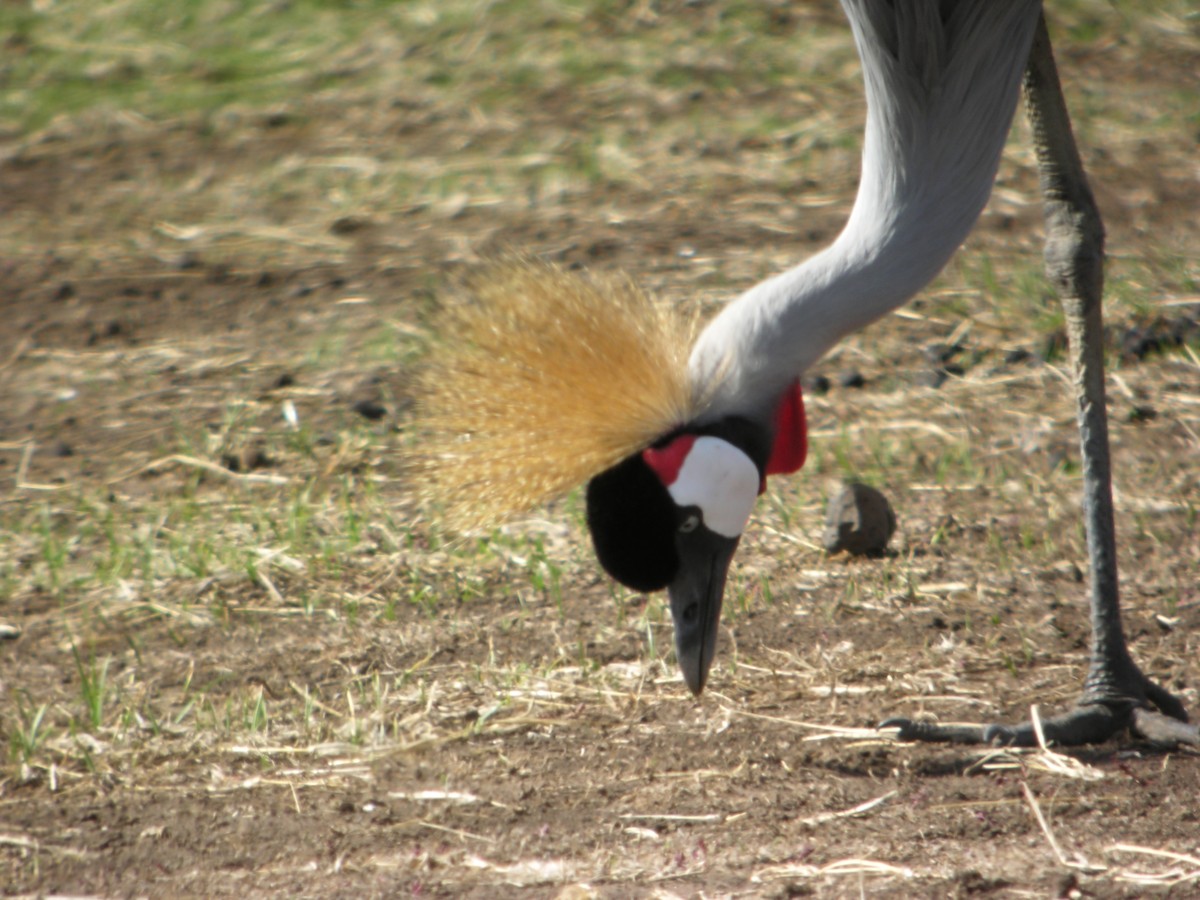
[[584, 416, 772, 593], [585, 451, 679, 592]]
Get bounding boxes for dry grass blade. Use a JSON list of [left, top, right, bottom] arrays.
[[731, 707, 890, 741], [415, 259, 696, 529], [462, 854, 576, 885], [799, 790, 896, 827], [414, 820, 496, 844], [1021, 781, 1105, 873], [1027, 705, 1107, 780], [1107, 844, 1200, 887], [618, 813, 724, 824], [752, 857, 914, 883], [107, 454, 290, 485], [0, 833, 91, 858], [14, 442, 64, 492], [973, 707, 1107, 781]]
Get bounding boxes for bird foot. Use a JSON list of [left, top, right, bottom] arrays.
[[881, 676, 1199, 749]]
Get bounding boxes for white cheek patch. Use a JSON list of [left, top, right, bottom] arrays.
[[666, 436, 759, 539]]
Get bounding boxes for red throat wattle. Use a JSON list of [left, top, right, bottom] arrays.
[[765, 379, 807, 480], [641, 381, 807, 493]]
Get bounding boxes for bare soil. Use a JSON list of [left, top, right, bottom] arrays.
[[2, 5, 1199, 898]]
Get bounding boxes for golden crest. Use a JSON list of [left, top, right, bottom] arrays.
[[416, 259, 697, 529]]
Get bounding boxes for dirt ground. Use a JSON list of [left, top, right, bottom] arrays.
[[2, 2, 1199, 897]]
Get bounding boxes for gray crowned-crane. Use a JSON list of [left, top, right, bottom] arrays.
[[420, 0, 1198, 748]]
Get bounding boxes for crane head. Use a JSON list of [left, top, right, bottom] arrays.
[[585, 416, 772, 694], [417, 260, 808, 695]]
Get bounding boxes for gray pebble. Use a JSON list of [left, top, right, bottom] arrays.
[[823, 482, 896, 556]]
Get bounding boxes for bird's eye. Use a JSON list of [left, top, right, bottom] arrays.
[[679, 514, 700, 534]]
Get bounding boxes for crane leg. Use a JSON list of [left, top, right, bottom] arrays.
[[883, 14, 1198, 749]]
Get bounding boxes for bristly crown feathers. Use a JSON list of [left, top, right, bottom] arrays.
[[416, 259, 699, 529]]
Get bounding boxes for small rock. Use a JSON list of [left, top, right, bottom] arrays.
[[330, 215, 374, 236], [352, 399, 387, 421], [1041, 560, 1084, 583], [802, 374, 830, 395], [1167, 314, 1198, 345], [1057, 560, 1084, 582], [822, 482, 896, 556], [554, 884, 601, 900], [172, 251, 201, 271], [1120, 326, 1160, 360], [221, 445, 273, 474], [1055, 872, 1080, 900], [262, 109, 293, 128], [0, 623, 21, 641], [915, 369, 948, 389], [922, 342, 960, 366], [1155, 614, 1179, 633]]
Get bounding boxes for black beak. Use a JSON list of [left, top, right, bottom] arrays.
[[668, 528, 740, 695]]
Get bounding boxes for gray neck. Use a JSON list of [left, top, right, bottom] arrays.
[[688, 0, 1041, 425]]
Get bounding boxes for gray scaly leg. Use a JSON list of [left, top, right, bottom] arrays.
[[885, 14, 1197, 748]]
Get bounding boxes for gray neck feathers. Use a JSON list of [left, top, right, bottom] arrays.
[[690, 0, 1041, 425]]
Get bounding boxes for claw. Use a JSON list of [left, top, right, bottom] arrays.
[[881, 701, 1197, 749], [1141, 680, 1190, 724], [877, 717, 921, 741], [982, 724, 1020, 747], [1131, 709, 1200, 748], [880, 718, 987, 745]]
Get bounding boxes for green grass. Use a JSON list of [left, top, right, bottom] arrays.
[[0, 6, 1028, 131], [71, 644, 112, 731], [1, 0, 404, 132], [8, 699, 50, 768], [5, 0, 1195, 278]]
